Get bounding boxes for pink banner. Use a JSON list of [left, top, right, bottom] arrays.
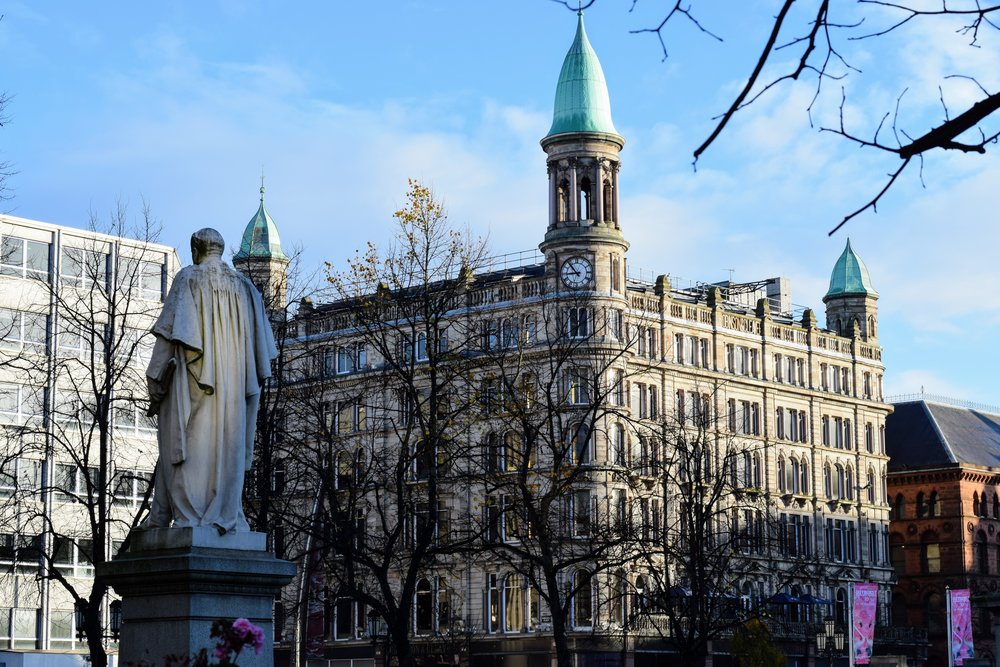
[[851, 583, 878, 664], [950, 588, 975, 666]]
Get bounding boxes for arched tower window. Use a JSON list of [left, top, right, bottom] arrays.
[[557, 179, 570, 222], [929, 490, 940, 517], [893, 494, 905, 520], [579, 176, 593, 220], [415, 578, 433, 634], [916, 492, 926, 518]]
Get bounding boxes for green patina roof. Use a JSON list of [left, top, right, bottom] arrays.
[[546, 13, 620, 139], [234, 185, 289, 262], [826, 239, 878, 298]]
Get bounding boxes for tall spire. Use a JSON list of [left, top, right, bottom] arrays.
[[546, 12, 620, 139]]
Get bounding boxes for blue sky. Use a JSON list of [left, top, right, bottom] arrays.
[[2, 1, 999, 406]]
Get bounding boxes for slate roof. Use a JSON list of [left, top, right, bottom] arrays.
[[886, 400, 1000, 471]]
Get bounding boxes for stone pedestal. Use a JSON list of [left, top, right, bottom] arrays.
[[99, 527, 296, 667]]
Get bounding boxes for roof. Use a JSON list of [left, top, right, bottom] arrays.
[[234, 185, 289, 262], [886, 400, 1000, 471], [545, 13, 620, 139], [825, 239, 878, 299]]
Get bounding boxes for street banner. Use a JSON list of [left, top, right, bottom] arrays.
[[949, 588, 974, 666], [851, 583, 878, 665]]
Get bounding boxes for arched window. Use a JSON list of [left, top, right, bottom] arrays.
[[791, 458, 801, 494], [336, 452, 352, 490], [610, 570, 626, 625], [638, 436, 649, 475], [613, 424, 627, 466], [784, 457, 795, 493], [573, 570, 593, 628], [568, 423, 590, 465], [867, 467, 876, 503], [504, 574, 524, 633], [916, 492, 927, 518], [845, 466, 854, 500], [799, 460, 809, 494], [835, 588, 848, 625], [890, 533, 905, 573], [835, 464, 846, 500], [504, 432, 523, 471], [926, 592, 944, 635], [485, 432, 501, 473], [893, 494, 906, 520], [993, 494, 999, 519], [557, 179, 569, 221], [415, 578, 433, 635], [982, 493, 990, 518], [977, 531, 989, 574], [891, 594, 907, 627], [354, 448, 366, 487], [579, 176, 593, 220], [753, 452, 762, 488], [777, 456, 787, 493], [824, 464, 833, 499], [929, 490, 940, 517], [634, 575, 648, 612], [611, 256, 620, 291]]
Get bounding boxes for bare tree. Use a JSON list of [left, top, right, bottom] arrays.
[[0, 203, 167, 667], [472, 295, 637, 667], [563, 0, 1000, 231], [271, 180, 489, 667]]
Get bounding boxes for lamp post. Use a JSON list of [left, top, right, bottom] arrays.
[[74, 599, 123, 642], [815, 616, 845, 667], [367, 610, 384, 667]]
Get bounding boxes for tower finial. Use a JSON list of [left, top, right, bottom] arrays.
[[260, 168, 265, 203], [578, 0, 583, 16]]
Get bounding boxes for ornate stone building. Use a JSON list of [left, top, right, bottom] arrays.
[[257, 14, 896, 667], [887, 398, 1000, 667]]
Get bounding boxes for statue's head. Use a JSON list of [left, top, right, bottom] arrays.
[[191, 228, 226, 264]]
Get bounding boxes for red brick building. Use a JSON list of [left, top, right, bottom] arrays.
[[887, 398, 1000, 667]]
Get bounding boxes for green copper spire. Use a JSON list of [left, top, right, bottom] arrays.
[[234, 181, 289, 262], [826, 239, 878, 298], [546, 12, 620, 138]]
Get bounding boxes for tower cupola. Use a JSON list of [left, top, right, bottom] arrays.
[[539, 12, 627, 295], [823, 239, 879, 340], [233, 181, 291, 310]]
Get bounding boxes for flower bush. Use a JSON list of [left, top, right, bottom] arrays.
[[209, 618, 265, 665]]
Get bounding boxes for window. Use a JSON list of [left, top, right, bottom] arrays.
[[0, 459, 41, 498], [57, 321, 93, 360], [608, 309, 623, 341], [674, 333, 684, 364], [0, 236, 50, 279], [612, 424, 627, 466], [0, 309, 47, 354], [112, 470, 151, 506], [0, 383, 46, 423], [569, 489, 592, 537], [415, 578, 433, 635], [52, 536, 95, 577], [572, 570, 592, 628], [121, 259, 164, 301], [566, 369, 592, 405], [921, 532, 941, 573], [648, 386, 658, 419], [977, 531, 989, 574], [61, 247, 108, 288], [636, 383, 647, 418], [566, 308, 590, 339], [611, 369, 625, 406], [916, 492, 927, 518], [568, 423, 590, 465]]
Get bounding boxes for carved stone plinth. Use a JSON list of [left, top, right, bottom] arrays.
[[99, 528, 296, 667]]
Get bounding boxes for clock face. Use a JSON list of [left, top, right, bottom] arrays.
[[560, 256, 593, 289]]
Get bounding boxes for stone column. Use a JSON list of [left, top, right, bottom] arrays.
[[548, 166, 557, 229], [611, 164, 620, 228], [100, 528, 296, 667]]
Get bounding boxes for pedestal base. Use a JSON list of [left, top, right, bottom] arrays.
[[100, 528, 296, 667]]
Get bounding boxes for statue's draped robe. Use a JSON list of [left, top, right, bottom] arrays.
[[145, 258, 277, 533]]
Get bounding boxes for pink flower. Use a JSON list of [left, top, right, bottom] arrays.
[[231, 618, 254, 640], [250, 625, 265, 654], [214, 644, 231, 661]]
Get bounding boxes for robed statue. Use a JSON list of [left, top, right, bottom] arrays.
[[144, 228, 278, 534]]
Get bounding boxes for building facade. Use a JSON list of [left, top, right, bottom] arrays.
[[886, 398, 1000, 667], [0, 212, 178, 660], [256, 14, 897, 667]]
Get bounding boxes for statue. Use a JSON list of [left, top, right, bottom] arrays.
[[143, 228, 278, 534]]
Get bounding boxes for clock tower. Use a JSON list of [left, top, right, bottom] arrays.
[[539, 12, 628, 300]]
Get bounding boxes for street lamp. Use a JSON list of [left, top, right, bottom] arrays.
[[75, 599, 123, 642], [815, 616, 845, 667], [367, 610, 384, 667]]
